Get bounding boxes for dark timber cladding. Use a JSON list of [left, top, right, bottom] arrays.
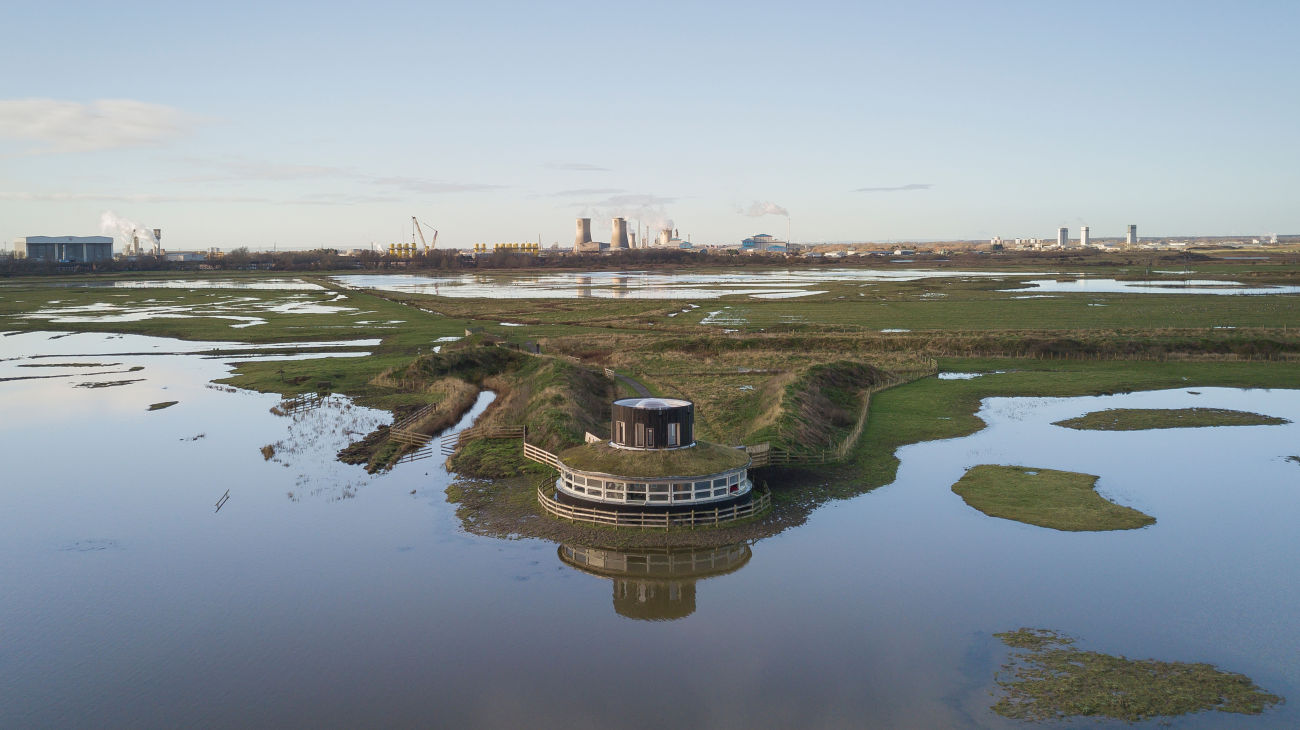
[[611, 397, 694, 449]]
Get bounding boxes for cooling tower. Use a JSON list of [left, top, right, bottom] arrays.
[[576, 218, 592, 248], [659, 228, 672, 246], [612, 217, 629, 249]]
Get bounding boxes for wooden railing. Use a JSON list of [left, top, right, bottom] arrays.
[[536, 482, 772, 528], [441, 424, 527, 454], [523, 442, 560, 469], [388, 402, 440, 446]]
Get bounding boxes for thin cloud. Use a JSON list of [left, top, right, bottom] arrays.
[[548, 187, 625, 197], [579, 193, 676, 208], [0, 190, 397, 206], [175, 158, 502, 195], [0, 98, 194, 153], [853, 183, 933, 193], [544, 162, 611, 172], [368, 176, 503, 194], [0, 191, 269, 204], [739, 200, 789, 217]]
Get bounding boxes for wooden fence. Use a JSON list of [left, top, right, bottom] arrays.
[[389, 402, 439, 446], [523, 441, 560, 469], [536, 482, 772, 528], [441, 424, 527, 455]]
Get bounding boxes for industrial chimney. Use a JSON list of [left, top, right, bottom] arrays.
[[612, 217, 629, 249], [575, 218, 592, 249]]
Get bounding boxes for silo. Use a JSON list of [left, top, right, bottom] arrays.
[[575, 218, 592, 248], [612, 217, 629, 249]]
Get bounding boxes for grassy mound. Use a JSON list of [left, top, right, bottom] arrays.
[[994, 629, 1283, 722], [1054, 407, 1289, 431], [952, 465, 1154, 531], [559, 441, 750, 478], [449, 356, 612, 477], [750, 360, 887, 450]]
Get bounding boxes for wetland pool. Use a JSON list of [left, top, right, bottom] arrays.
[[1, 333, 1296, 728]]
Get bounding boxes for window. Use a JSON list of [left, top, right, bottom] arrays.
[[649, 483, 668, 494], [646, 428, 655, 448], [713, 478, 726, 488], [616, 421, 626, 443], [667, 422, 680, 447], [635, 423, 645, 447]]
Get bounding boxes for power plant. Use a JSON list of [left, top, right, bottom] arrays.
[[1127, 224, 1138, 246], [1080, 225, 1091, 248], [1057, 227, 1069, 248]]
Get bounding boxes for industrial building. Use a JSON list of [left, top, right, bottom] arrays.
[[11, 236, 113, 263], [1057, 227, 1069, 248], [1127, 224, 1138, 246], [1080, 225, 1091, 248], [741, 234, 786, 253]]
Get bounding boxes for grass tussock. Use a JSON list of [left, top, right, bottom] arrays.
[[1054, 407, 1289, 431], [147, 400, 178, 411], [952, 464, 1154, 531], [994, 628, 1283, 722], [260, 444, 276, 460]]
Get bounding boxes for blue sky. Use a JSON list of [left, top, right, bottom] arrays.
[[2, 1, 1297, 250]]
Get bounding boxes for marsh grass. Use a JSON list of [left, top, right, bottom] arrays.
[[993, 628, 1283, 722], [1054, 407, 1289, 430], [952, 465, 1154, 531]]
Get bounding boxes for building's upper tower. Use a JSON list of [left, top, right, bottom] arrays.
[[611, 397, 694, 449]]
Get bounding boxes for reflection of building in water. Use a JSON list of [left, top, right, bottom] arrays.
[[575, 274, 592, 298], [558, 543, 751, 621], [612, 274, 628, 298]]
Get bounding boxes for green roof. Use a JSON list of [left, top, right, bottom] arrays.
[[558, 441, 750, 479]]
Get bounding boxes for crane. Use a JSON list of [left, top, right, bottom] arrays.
[[412, 216, 438, 254]]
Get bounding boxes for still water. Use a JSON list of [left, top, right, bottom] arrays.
[[1, 332, 1296, 728], [331, 270, 1030, 299]]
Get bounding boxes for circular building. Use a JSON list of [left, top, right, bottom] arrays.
[[554, 397, 752, 508]]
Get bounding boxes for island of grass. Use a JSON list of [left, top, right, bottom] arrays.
[[558, 440, 750, 478], [952, 464, 1154, 531], [1054, 407, 1289, 431], [993, 628, 1283, 722], [147, 400, 179, 411]]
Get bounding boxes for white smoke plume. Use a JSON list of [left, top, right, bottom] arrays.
[[101, 210, 158, 252], [576, 193, 674, 235], [740, 201, 789, 217]]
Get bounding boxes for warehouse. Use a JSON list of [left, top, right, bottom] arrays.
[[12, 236, 113, 263]]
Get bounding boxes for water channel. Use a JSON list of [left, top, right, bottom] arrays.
[[1, 331, 1296, 727]]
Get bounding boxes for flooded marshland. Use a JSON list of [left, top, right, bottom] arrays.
[[2, 331, 1297, 727]]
